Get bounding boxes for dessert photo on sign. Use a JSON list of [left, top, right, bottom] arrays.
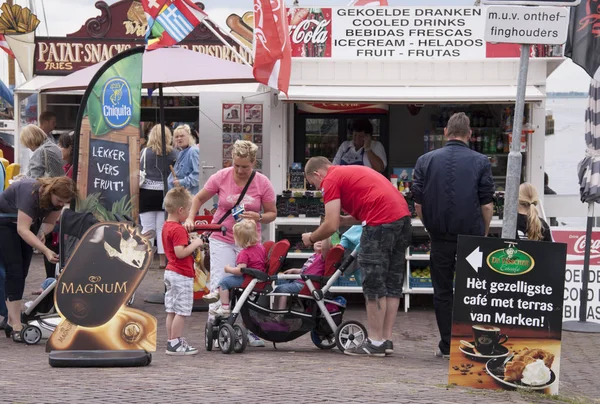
[[448, 237, 567, 394]]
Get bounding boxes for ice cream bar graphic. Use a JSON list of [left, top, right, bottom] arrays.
[[55, 223, 152, 328]]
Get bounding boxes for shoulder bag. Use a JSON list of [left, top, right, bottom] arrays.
[[202, 170, 256, 272]]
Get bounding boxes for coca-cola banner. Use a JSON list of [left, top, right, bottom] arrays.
[[552, 229, 600, 324], [288, 7, 487, 60], [296, 103, 389, 114]]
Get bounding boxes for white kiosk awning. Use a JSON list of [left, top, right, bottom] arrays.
[[281, 85, 545, 103]]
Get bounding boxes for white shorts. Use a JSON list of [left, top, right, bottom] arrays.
[[164, 270, 194, 316]]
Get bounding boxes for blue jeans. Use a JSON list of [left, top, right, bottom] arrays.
[[218, 275, 244, 291], [0, 263, 7, 318], [273, 280, 303, 294]]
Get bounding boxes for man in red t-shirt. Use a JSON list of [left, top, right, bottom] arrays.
[[302, 157, 412, 357]]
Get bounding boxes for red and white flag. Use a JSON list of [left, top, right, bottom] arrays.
[[0, 34, 14, 58], [253, 0, 291, 96], [351, 0, 389, 5]]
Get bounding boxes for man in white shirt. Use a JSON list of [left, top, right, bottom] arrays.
[[332, 118, 386, 172]]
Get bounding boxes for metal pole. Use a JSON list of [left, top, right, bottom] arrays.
[[158, 84, 168, 198], [580, 202, 594, 322], [501, 44, 530, 240]]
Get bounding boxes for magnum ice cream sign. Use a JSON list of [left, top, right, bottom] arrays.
[[47, 222, 157, 352]]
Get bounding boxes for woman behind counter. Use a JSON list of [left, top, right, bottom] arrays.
[[168, 124, 200, 196]]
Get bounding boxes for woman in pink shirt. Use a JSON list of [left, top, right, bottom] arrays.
[[185, 140, 276, 346]]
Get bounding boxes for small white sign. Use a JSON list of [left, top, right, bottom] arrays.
[[485, 5, 569, 45]]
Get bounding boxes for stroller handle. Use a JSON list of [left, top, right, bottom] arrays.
[[193, 224, 226, 236]]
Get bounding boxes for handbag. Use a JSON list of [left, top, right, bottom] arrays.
[[139, 148, 147, 187], [203, 170, 256, 271]]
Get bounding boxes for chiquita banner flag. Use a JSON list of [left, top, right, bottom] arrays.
[[73, 46, 144, 220]]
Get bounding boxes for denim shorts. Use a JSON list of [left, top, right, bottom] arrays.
[[218, 275, 244, 291], [273, 280, 303, 294], [359, 216, 412, 300]]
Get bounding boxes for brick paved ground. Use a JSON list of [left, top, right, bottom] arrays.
[[0, 255, 598, 404]]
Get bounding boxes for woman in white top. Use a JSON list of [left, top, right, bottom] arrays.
[[332, 118, 387, 172]]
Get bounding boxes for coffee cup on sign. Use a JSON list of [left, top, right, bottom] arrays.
[[472, 325, 508, 355]]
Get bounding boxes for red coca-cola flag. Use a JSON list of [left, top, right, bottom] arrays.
[[351, 0, 389, 5], [253, 0, 292, 96]]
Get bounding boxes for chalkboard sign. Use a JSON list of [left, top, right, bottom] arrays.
[[87, 138, 131, 207], [288, 164, 305, 190]]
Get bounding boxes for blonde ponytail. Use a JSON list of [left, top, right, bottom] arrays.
[[519, 183, 543, 241]]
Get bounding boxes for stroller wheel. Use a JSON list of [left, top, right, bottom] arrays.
[[205, 321, 214, 351], [311, 330, 336, 350], [218, 323, 235, 354], [233, 324, 248, 353], [335, 320, 368, 352], [22, 325, 42, 345]]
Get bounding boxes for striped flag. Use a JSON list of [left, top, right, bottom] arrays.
[[351, 0, 389, 5], [253, 0, 291, 95], [142, 0, 208, 51], [0, 34, 14, 58]]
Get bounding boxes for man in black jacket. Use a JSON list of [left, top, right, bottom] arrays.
[[412, 112, 495, 359]]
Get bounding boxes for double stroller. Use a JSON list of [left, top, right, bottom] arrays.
[[205, 240, 367, 354]]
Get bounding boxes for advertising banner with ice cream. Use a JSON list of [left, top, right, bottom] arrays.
[[450, 236, 566, 394]]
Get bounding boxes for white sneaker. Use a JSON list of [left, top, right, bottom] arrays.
[[247, 330, 265, 347], [202, 290, 220, 303], [166, 338, 198, 356], [212, 305, 231, 318]]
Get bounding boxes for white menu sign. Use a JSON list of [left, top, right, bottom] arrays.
[[330, 7, 487, 60]]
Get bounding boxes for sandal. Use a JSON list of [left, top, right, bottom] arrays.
[[11, 330, 23, 343]]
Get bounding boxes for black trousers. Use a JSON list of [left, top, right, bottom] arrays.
[[430, 239, 458, 355], [43, 233, 59, 279], [0, 222, 33, 301]]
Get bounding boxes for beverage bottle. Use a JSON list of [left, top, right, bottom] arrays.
[[503, 133, 510, 153], [424, 130, 430, 153], [496, 131, 504, 153], [489, 131, 497, 153], [429, 132, 435, 151], [482, 131, 489, 153], [476, 130, 483, 152], [469, 135, 476, 150]]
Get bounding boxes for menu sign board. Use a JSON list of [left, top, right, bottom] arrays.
[[289, 7, 487, 60], [450, 236, 566, 394]]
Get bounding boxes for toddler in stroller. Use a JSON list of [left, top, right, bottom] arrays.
[[205, 241, 368, 354], [272, 237, 331, 310], [202, 219, 267, 318]]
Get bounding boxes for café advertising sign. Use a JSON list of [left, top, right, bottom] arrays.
[[450, 236, 567, 394], [552, 228, 600, 324]]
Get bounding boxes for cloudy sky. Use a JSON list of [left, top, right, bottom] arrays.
[[0, 0, 591, 92]]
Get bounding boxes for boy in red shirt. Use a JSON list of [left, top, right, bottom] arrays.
[[162, 187, 204, 356], [302, 157, 412, 357]]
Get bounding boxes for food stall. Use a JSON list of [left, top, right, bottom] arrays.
[[254, 5, 563, 310]]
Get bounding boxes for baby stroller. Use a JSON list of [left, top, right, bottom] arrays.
[[205, 241, 367, 354], [20, 209, 141, 345]]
